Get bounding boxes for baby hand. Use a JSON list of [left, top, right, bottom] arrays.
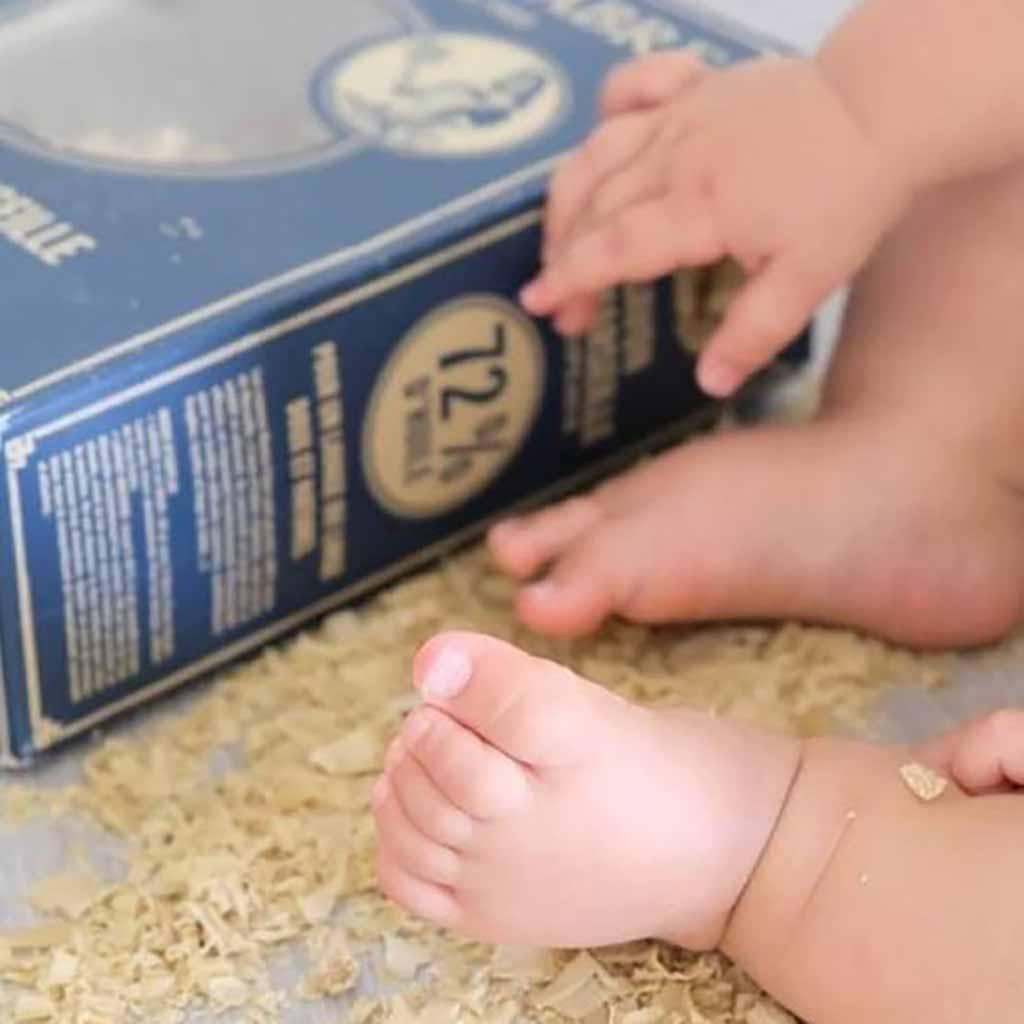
[[918, 710, 1024, 795], [522, 53, 910, 397]]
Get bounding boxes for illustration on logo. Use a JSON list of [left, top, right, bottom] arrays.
[[319, 32, 568, 157]]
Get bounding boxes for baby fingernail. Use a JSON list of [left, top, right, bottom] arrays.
[[372, 775, 390, 807], [419, 646, 473, 702], [698, 357, 742, 398], [521, 274, 556, 311], [520, 281, 542, 308]]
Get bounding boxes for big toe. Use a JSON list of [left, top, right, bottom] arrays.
[[487, 496, 605, 580], [515, 514, 649, 637], [412, 631, 619, 768]]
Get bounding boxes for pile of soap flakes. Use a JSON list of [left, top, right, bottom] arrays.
[[0, 546, 947, 1024]]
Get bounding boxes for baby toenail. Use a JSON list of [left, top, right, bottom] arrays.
[[403, 711, 433, 746], [372, 775, 390, 808], [697, 355, 741, 398], [419, 646, 473, 702]]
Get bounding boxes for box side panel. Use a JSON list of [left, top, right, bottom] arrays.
[[2, 208, 723, 761]]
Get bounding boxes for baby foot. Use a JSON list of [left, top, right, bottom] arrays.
[[372, 632, 799, 949], [492, 162, 1024, 650], [487, 415, 1024, 648]]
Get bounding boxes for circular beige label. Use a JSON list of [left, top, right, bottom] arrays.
[[321, 33, 568, 158], [363, 295, 546, 518]]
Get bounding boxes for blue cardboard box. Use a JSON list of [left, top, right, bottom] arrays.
[[0, 0, 804, 763]]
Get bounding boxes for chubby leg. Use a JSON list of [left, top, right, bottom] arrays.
[[724, 735, 1024, 1024], [490, 164, 1024, 648]]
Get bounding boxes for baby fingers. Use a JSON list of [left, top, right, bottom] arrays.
[[523, 192, 723, 315], [600, 50, 707, 117], [694, 258, 821, 397], [571, 149, 669, 239], [543, 109, 664, 262], [924, 710, 1024, 795]]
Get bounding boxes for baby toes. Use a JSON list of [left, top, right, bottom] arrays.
[[401, 706, 532, 820], [940, 709, 1024, 794], [413, 631, 609, 768], [517, 514, 646, 637], [385, 746, 475, 850], [375, 844, 462, 931], [488, 495, 605, 580], [373, 776, 463, 888]]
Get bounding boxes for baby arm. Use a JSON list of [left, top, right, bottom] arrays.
[[723, 736, 1024, 1024], [524, 0, 1024, 397], [818, 0, 1024, 193]]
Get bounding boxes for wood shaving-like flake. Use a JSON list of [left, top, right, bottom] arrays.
[[42, 950, 78, 988], [0, 546, 947, 1023], [207, 975, 250, 1009], [0, 921, 73, 951], [13, 992, 56, 1022], [532, 952, 622, 1019], [384, 934, 432, 981], [27, 871, 103, 920], [309, 725, 384, 775], [490, 944, 558, 981], [746, 1002, 798, 1024], [899, 762, 949, 802], [301, 927, 359, 999]]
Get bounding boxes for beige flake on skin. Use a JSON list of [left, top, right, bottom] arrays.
[[899, 762, 949, 802]]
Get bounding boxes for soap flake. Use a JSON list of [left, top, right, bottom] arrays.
[[899, 762, 949, 802]]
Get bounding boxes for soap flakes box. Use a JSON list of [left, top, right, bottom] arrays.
[[0, 0, 805, 763]]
